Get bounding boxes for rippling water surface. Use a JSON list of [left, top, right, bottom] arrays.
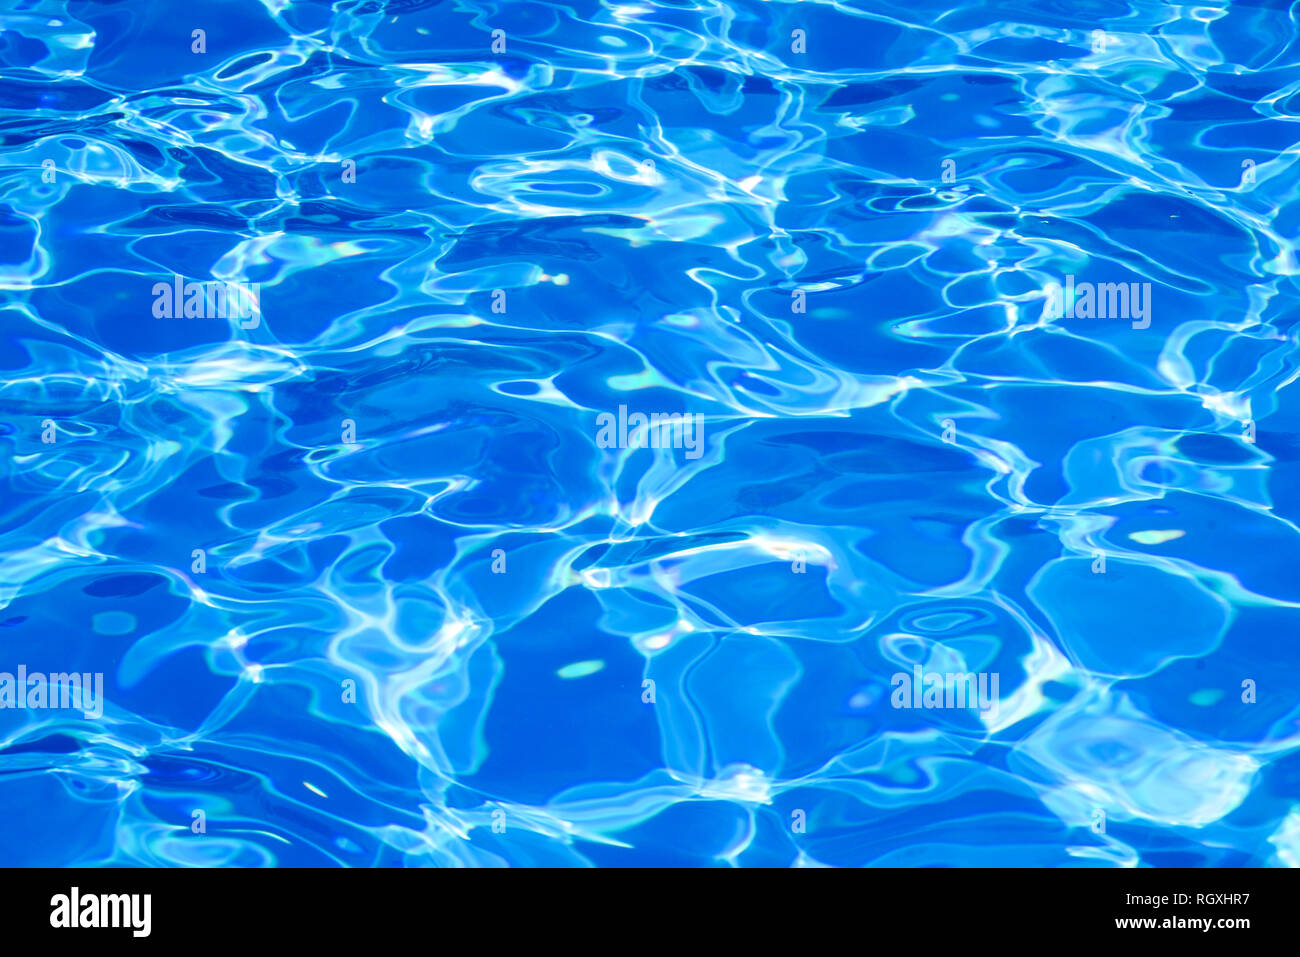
[[2, 0, 1299, 867]]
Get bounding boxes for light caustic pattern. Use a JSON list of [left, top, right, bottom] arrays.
[[1, 0, 1299, 867]]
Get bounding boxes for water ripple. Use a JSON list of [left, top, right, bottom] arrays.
[[1, 0, 1298, 867]]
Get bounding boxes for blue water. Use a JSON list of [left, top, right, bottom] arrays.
[[1, 0, 1299, 868]]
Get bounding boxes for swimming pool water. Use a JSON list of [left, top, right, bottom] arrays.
[[1, 0, 1299, 868]]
